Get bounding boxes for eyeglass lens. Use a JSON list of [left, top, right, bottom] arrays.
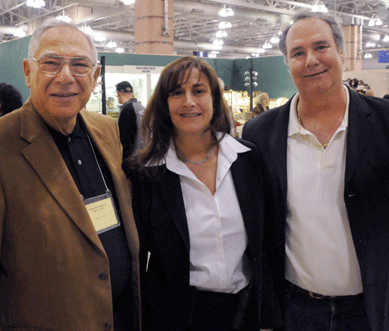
[[38, 56, 94, 76]]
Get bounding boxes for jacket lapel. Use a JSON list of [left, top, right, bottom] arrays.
[[20, 102, 105, 253], [231, 153, 262, 257], [345, 89, 374, 185], [158, 169, 190, 251], [267, 101, 291, 200]]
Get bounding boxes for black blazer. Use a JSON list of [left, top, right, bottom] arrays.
[[242, 87, 389, 331], [128, 138, 281, 331]]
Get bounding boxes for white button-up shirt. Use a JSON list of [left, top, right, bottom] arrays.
[[285, 86, 363, 296], [164, 134, 252, 294]]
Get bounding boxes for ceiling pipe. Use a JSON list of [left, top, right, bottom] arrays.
[[173, 0, 279, 26]]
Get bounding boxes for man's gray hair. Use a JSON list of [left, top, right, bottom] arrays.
[[28, 18, 98, 64], [278, 11, 344, 64]]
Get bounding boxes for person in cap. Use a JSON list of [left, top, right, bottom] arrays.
[[116, 81, 145, 160]]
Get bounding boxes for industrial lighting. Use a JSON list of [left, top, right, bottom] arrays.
[[368, 17, 382, 26], [93, 32, 106, 42], [115, 47, 125, 53], [213, 39, 224, 46], [56, 11, 72, 23], [270, 34, 280, 43], [263, 40, 272, 49], [106, 41, 118, 48], [219, 22, 232, 29], [13, 28, 26, 37], [366, 42, 376, 47], [216, 30, 227, 38], [219, 5, 234, 17], [122, 0, 135, 4], [383, 34, 389, 42], [312, 0, 328, 13], [27, 0, 45, 8], [364, 53, 372, 59], [80, 25, 93, 35]]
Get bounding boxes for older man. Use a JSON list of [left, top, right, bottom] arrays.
[[243, 11, 389, 331], [0, 19, 140, 331]]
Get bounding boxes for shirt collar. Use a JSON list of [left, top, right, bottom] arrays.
[[146, 133, 250, 172], [288, 84, 350, 137]]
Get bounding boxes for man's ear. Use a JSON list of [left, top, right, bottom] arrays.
[[92, 65, 101, 89], [23, 59, 31, 89]]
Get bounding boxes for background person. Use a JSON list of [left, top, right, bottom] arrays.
[[243, 10, 389, 331], [0, 82, 23, 116], [125, 56, 281, 331], [0, 18, 140, 331], [253, 92, 270, 116], [116, 81, 145, 160]]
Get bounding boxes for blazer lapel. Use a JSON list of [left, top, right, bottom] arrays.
[[345, 89, 374, 185], [267, 102, 291, 200], [231, 154, 262, 257], [158, 170, 190, 251], [20, 103, 105, 252]]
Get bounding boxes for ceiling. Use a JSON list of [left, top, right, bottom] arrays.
[[1, 0, 389, 59]]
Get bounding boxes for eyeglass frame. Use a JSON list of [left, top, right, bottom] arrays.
[[31, 55, 97, 77]]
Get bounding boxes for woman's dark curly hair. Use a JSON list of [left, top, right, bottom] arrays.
[[0, 83, 23, 116], [131, 56, 231, 175]]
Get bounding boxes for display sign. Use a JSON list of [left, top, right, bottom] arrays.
[[378, 51, 389, 63], [193, 51, 208, 58]]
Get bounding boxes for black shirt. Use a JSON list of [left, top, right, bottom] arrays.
[[48, 115, 132, 330]]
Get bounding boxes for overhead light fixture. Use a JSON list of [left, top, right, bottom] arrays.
[[219, 5, 234, 17], [311, 0, 328, 13], [13, 28, 26, 37], [368, 16, 382, 27], [27, 0, 45, 8], [56, 11, 71, 23], [251, 53, 260, 57], [383, 34, 389, 42], [270, 34, 280, 43], [213, 39, 224, 46], [366, 42, 376, 47], [93, 32, 106, 42], [219, 22, 232, 29], [122, 0, 135, 4], [263, 40, 272, 49], [216, 30, 227, 38], [364, 52, 372, 59], [115, 47, 125, 53], [107, 41, 118, 48], [80, 25, 93, 35]]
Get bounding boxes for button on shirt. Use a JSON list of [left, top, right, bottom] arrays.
[[285, 86, 363, 296], [164, 134, 252, 294]]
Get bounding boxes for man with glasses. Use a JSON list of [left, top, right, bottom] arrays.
[[0, 19, 140, 331]]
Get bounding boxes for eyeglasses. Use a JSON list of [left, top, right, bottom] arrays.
[[32, 55, 96, 76]]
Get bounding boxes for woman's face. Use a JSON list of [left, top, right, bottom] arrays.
[[167, 68, 213, 140]]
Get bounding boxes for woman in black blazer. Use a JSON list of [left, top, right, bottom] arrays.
[[125, 56, 281, 331]]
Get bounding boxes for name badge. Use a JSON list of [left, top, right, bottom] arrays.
[[84, 191, 120, 234]]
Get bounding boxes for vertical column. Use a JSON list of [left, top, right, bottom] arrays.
[[342, 25, 362, 72], [134, 0, 174, 55]]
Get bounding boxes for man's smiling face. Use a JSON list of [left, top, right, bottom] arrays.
[[286, 17, 345, 97], [23, 26, 100, 127]]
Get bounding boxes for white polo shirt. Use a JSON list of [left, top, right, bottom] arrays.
[[285, 86, 363, 296]]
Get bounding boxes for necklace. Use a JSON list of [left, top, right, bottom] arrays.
[[176, 145, 215, 165], [296, 105, 329, 149]]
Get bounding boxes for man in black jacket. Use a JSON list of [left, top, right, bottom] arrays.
[[243, 10, 389, 331]]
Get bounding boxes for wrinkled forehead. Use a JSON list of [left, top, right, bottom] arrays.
[[36, 26, 94, 59]]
